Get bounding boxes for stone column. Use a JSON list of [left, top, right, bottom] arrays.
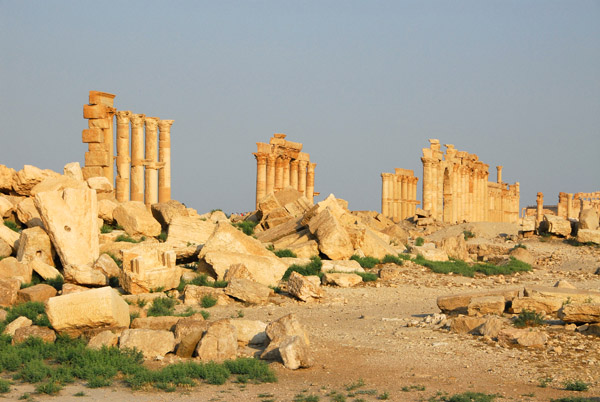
[[158, 119, 174, 203], [266, 154, 276, 195], [409, 177, 417, 216], [144, 117, 159, 206], [274, 157, 284, 191], [103, 109, 116, 185], [115, 111, 132, 202], [421, 158, 433, 214], [567, 193, 574, 219], [282, 157, 291, 189], [381, 173, 390, 217], [496, 166, 503, 184], [298, 160, 308, 196], [130, 114, 146, 202], [254, 153, 268, 207], [392, 175, 399, 221], [401, 175, 408, 219], [306, 163, 316, 204], [290, 160, 299, 190], [536, 192, 544, 226]]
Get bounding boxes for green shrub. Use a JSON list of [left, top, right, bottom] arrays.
[[3, 220, 21, 233], [273, 249, 297, 258], [0, 378, 9, 393], [35, 381, 63, 395], [18, 359, 52, 383], [381, 254, 404, 265], [356, 272, 378, 282], [350, 255, 380, 268], [413, 256, 531, 278], [377, 391, 390, 400], [446, 392, 496, 402], [201, 296, 217, 308], [5, 302, 51, 327], [514, 309, 544, 328], [100, 224, 114, 234], [512, 243, 527, 250], [147, 297, 177, 317], [180, 274, 228, 289], [463, 230, 475, 240], [115, 234, 143, 243], [415, 237, 425, 246], [200, 310, 210, 320], [551, 398, 593, 402], [282, 256, 322, 280], [232, 221, 257, 236], [157, 231, 168, 242], [45, 275, 64, 291], [564, 380, 589, 392]]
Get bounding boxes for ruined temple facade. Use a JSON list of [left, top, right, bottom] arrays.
[[380, 169, 419, 222], [529, 191, 600, 222], [82, 91, 174, 206], [253, 134, 317, 208], [421, 139, 519, 223]]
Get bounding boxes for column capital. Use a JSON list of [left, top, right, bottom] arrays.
[[421, 157, 436, 165], [290, 159, 299, 167], [266, 154, 276, 163], [253, 152, 268, 164], [381, 172, 393, 179], [145, 117, 159, 130], [158, 119, 174, 131], [130, 114, 146, 127], [116, 110, 132, 124]]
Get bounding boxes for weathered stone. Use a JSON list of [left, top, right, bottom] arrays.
[[437, 289, 519, 314], [288, 272, 323, 302], [29, 259, 62, 281], [524, 286, 600, 305], [554, 280, 576, 289], [16, 284, 57, 303], [540, 214, 572, 237], [321, 273, 362, 288], [0, 164, 16, 192], [173, 314, 207, 341], [166, 215, 215, 246], [223, 264, 254, 282], [224, 279, 272, 305], [30, 175, 87, 196], [183, 285, 230, 306], [579, 208, 599, 230], [307, 209, 354, 260], [437, 234, 470, 261], [16, 227, 55, 266], [0, 239, 11, 259], [279, 335, 314, 369], [348, 227, 397, 259], [413, 244, 449, 262], [200, 252, 287, 287], [175, 318, 208, 358], [509, 247, 534, 265], [46, 287, 129, 337], [131, 316, 181, 331], [12, 325, 56, 345], [98, 199, 118, 222], [16, 198, 44, 228], [577, 229, 600, 244], [86, 177, 113, 194], [261, 313, 309, 360], [229, 319, 267, 345], [3, 316, 33, 336], [113, 201, 161, 237], [151, 200, 190, 228], [63, 263, 107, 286], [476, 316, 505, 338], [120, 329, 175, 359], [0, 257, 32, 284], [195, 319, 238, 362], [321, 260, 364, 273], [87, 330, 119, 350], [467, 295, 505, 316], [381, 224, 409, 246], [286, 240, 320, 259], [558, 303, 600, 323], [449, 315, 486, 334], [510, 296, 563, 314], [0, 197, 14, 218], [378, 264, 402, 280], [63, 162, 84, 181], [121, 244, 181, 294], [0, 278, 21, 307], [498, 328, 548, 348], [200, 221, 274, 258], [0, 224, 20, 251], [34, 188, 99, 267], [12, 165, 58, 196], [93, 253, 121, 279], [61, 283, 90, 295]]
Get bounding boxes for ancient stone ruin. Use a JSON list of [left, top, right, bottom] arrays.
[[380, 168, 419, 222], [82, 90, 174, 206], [253, 134, 318, 208]]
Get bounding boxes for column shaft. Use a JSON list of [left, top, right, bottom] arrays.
[[103, 110, 116, 185], [158, 119, 174, 203], [254, 153, 267, 207], [130, 114, 146, 202], [115, 111, 132, 202], [401, 176, 408, 219], [290, 160, 299, 190], [381, 174, 390, 217], [282, 157, 291, 189], [306, 163, 316, 204], [274, 157, 284, 191], [266, 154, 276, 195], [298, 161, 307, 196], [144, 117, 159, 206]]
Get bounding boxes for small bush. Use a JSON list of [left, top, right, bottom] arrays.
[[377, 391, 390, 400], [356, 272, 378, 282], [45, 275, 64, 291], [200, 310, 210, 320], [115, 234, 144, 243], [233, 221, 257, 236], [514, 309, 544, 328], [201, 295, 217, 308], [415, 237, 425, 246], [274, 249, 297, 258], [183, 274, 228, 289], [147, 297, 177, 317], [564, 380, 589, 392], [282, 256, 323, 280], [100, 224, 114, 234], [0, 378, 9, 393], [350, 255, 380, 269], [35, 381, 63, 395], [512, 243, 527, 250], [413, 256, 531, 277], [3, 220, 21, 233], [5, 302, 51, 327], [463, 230, 475, 240], [157, 231, 168, 242], [381, 254, 404, 265], [431, 392, 496, 402]]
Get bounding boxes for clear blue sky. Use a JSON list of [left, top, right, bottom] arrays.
[[1, 1, 598, 214]]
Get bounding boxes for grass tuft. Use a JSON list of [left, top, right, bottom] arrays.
[[232, 221, 257, 236], [413, 256, 531, 277], [273, 249, 297, 258], [115, 234, 144, 243], [3, 220, 21, 233], [564, 380, 589, 392], [282, 256, 323, 280], [350, 255, 379, 268], [147, 297, 177, 317], [201, 295, 217, 308], [514, 309, 544, 328], [415, 237, 425, 246]]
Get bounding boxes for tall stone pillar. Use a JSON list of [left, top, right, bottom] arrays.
[[298, 160, 308, 196], [274, 157, 284, 191], [158, 119, 174, 203], [254, 153, 267, 207], [381, 173, 390, 217], [266, 154, 276, 195], [496, 166, 503, 184], [567, 193, 574, 219], [103, 109, 116, 186], [115, 111, 132, 202], [306, 163, 316, 204], [282, 157, 291, 189], [392, 175, 399, 221], [536, 192, 544, 226], [401, 175, 408, 219], [144, 117, 160, 206], [422, 158, 433, 214], [130, 114, 146, 202], [290, 160, 299, 190]]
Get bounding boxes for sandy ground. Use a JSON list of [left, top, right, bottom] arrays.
[[3, 235, 600, 402]]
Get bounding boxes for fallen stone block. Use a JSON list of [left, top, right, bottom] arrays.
[[261, 313, 309, 360], [467, 295, 505, 316], [321, 273, 362, 288], [524, 286, 600, 305], [0, 257, 32, 284], [578, 208, 599, 230], [200, 251, 287, 287], [113, 201, 162, 237], [16, 227, 55, 266], [279, 335, 314, 370], [16, 197, 44, 228], [509, 296, 563, 314], [307, 208, 354, 260], [3, 316, 33, 336], [437, 289, 519, 315], [195, 319, 238, 362], [12, 325, 56, 345], [130, 316, 181, 331], [16, 284, 57, 303], [287, 272, 323, 302], [87, 330, 119, 350], [183, 285, 230, 306], [577, 229, 600, 244], [498, 327, 548, 348], [321, 260, 364, 273], [229, 319, 267, 345], [119, 329, 175, 359], [224, 279, 272, 305], [449, 316, 486, 334], [0, 278, 21, 307], [558, 303, 600, 323], [121, 245, 181, 294], [166, 215, 216, 247], [540, 214, 572, 237]]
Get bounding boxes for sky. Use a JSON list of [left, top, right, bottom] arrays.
[[1, 1, 598, 215]]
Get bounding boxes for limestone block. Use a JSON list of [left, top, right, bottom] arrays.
[[34, 188, 99, 268], [224, 278, 272, 305], [12, 325, 56, 345], [200, 251, 287, 287], [438, 234, 470, 261], [229, 319, 267, 345], [255, 217, 304, 244], [0, 165, 16, 192], [307, 208, 354, 260], [174, 317, 208, 357], [381, 224, 409, 246], [223, 264, 254, 282], [30, 176, 87, 196], [258, 193, 282, 218], [183, 285, 230, 306], [577, 229, 600, 244], [12, 165, 59, 196], [113, 201, 161, 237], [286, 240, 319, 259], [63, 263, 107, 286], [0, 257, 32, 284], [378, 264, 402, 280], [93, 253, 121, 279], [151, 200, 190, 227], [16, 198, 44, 228], [348, 227, 397, 259], [287, 272, 323, 302], [520, 216, 536, 232], [200, 221, 274, 258], [119, 329, 176, 359], [509, 296, 563, 314], [467, 295, 505, 316], [98, 199, 118, 222], [46, 287, 130, 337], [524, 286, 600, 305], [130, 316, 181, 331], [302, 194, 349, 225], [63, 162, 84, 181], [437, 289, 520, 314], [261, 313, 309, 360], [17, 284, 57, 303], [279, 335, 314, 370], [88, 117, 110, 129], [0, 239, 11, 259], [195, 319, 238, 362], [579, 208, 599, 230], [61, 283, 90, 295], [554, 280, 576, 289], [83, 104, 110, 119], [498, 328, 547, 348], [16, 227, 55, 266], [541, 214, 572, 237], [85, 151, 109, 167], [29, 259, 62, 281], [0, 225, 20, 251], [82, 128, 104, 143], [0, 278, 21, 307], [413, 245, 449, 262], [321, 272, 362, 288], [449, 315, 486, 334], [86, 177, 113, 194], [0, 197, 14, 218], [509, 247, 534, 265], [87, 330, 119, 350], [476, 316, 506, 338], [166, 216, 215, 246], [81, 166, 103, 180], [3, 316, 32, 336], [209, 210, 229, 223], [558, 303, 600, 323], [121, 244, 181, 294]]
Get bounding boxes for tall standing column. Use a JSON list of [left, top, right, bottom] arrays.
[[422, 158, 433, 213], [567, 193, 574, 219], [266, 154, 276, 195], [536, 192, 544, 227], [411, 177, 419, 215], [103, 109, 116, 185], [282, 157, 291, 189], [401, 175, 408, 219], [290, 160, 299, 190], [274, 157, 284, 191], [496, 166, 503, 184], [391, 175, 398, 221], [298, 160, 307, 196], [130, 114, 146, 202], [381, 173, 390, 217], [115, 111, 132, 202], [158, 119, 174, 203], [254, 153, 267, 207], [306, 163, 316, 204], [144, 117, 159, 206]]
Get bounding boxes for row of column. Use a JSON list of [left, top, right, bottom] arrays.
[[83, 91, 174, 206], [557, 192, 600, 220], [381, 171, 419, 221], [254, 152, 316, 207]]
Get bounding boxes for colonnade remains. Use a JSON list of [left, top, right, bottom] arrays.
[[253, 134, 317, 208], [380, 169, 419, 222], [419, 139, 519, 223], [531, 191, 600, 224], [82, 91, 174, 206]]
